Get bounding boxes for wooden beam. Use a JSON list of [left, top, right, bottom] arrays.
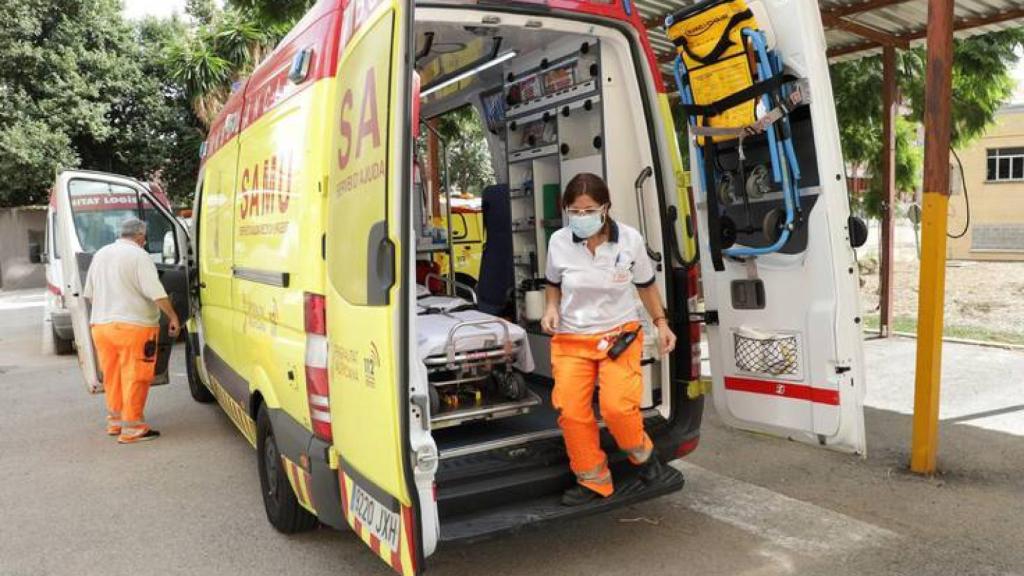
[[879, 46, 898, 337], [911, 0, 955, 476], [821, 13, 910, 49], [828, 7, 1024, 58], [643, 11, 672, 30], [823, 0, 914, 19]]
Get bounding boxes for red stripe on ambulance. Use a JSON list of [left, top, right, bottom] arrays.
[[724, 376, 840, 406]]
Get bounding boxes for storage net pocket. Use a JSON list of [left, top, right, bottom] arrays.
[[733, 331, 799, 376]]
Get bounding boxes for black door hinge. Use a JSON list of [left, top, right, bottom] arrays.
[[689, 310, 719, 326]]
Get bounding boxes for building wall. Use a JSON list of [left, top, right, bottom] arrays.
[[0, 207, 47, 290], [949, 104, 1024, 261]]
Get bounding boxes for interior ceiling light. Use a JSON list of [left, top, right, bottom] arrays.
[[421, 50, 519, 98]]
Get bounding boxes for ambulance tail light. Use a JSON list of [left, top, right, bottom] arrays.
[[304, 292, 332, 442], [686, 266, 701, 381], [304, 292, 327, 336]]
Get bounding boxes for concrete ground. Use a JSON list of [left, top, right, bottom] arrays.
[[1, 289, 1022, 576]]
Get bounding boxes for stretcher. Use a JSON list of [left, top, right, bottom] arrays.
[[416, 287, 540, 429], [666, 0, 809, 271]]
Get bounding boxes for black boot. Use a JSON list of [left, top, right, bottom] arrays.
[[637, 455, 664, 484], [561, 484, 604, 506]]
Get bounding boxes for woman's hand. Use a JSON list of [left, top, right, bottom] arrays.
[[541, 306, 560, 334], [655, 319, 676, 356]]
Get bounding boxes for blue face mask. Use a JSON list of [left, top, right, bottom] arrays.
[[568, 209, 606, 239]]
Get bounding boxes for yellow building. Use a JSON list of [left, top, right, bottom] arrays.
[[949, 103, 1024, 261]]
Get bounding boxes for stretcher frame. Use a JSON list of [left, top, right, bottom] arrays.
[[667, 2, 807, 271], [418, 291, 540, 429]]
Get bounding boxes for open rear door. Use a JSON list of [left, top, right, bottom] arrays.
[[689, 0, 867, 453], [55, 172, 189, 393], [325, 2, 426, 574]]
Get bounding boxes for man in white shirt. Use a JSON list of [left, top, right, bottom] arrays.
[[84, 218, 180, 444]]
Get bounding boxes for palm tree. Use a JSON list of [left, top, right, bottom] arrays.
[[164, 7, 278, 127]]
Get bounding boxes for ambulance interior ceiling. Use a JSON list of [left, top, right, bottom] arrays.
[[415, 22, 577, 119]]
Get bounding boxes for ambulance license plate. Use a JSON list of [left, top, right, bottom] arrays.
[[349, 482, 400, 552]]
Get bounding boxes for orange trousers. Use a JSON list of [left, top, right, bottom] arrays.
[[91, 323, 160, 432], [551, 323, 654, 497]]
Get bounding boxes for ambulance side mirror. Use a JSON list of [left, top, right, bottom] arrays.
[[162, 231, 177, 264]]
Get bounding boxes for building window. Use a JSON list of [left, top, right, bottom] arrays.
[[987, 147, 1024, 182]]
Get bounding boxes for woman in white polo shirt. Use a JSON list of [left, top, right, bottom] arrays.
[[541, 172, 677, 506]]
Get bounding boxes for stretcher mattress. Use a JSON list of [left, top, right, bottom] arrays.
[[415, 294, 534, 372]]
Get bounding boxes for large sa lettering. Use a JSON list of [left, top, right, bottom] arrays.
[[337, 68, 382, 170]]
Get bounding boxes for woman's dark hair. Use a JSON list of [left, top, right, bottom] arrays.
[[561, 172, 611, 210]]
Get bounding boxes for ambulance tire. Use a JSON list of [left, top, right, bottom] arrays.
[[257, 405, 318, 534], [52, 325, 74, 355], [185, 334, 214, 403]]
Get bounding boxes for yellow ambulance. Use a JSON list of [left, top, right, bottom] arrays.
[[185, 0, 867, 573]]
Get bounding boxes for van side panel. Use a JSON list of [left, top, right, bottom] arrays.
[[230, 13, 338, 425]]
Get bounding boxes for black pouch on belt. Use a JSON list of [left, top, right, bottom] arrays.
[[143, 338, 157, 360], [607, 329, 641, 361]]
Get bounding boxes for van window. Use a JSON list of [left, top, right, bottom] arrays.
[[68, 179, 140, 253], [141, 195, 177, 264]]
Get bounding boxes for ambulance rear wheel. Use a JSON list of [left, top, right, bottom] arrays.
[[256, 405, 318, 534], [186, 332, 214, 403]]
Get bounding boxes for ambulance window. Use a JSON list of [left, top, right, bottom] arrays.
[[67, 179, 140, 253]]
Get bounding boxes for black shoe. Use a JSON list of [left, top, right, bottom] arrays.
[[637, 455, 664, 484], [561, 484, 604, 506]]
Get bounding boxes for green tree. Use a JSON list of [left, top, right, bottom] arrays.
[[0, 0, 190, 206], [831, 29, 1024, 217], [164, 5, 275, 127], [433, 106, 496, 196]]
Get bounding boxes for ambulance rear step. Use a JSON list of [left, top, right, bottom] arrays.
[[438, 462, 684, 544]]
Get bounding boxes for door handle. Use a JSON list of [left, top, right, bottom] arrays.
[[199, 282, 207, 289], [366, 220, 394, 306], [634, 166, 663, 264]]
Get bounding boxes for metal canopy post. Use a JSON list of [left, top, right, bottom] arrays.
[[879, 46, 898, 337], [910, 0, 954, 475]]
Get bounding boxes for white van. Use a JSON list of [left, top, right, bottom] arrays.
[[51, 170, 190, 392]]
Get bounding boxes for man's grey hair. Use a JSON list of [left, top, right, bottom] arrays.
[[120, 218, 148, 238]]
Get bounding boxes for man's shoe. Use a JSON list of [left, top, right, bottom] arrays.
[[118, 429, 161, 444], [637, 455, 664, 484], [106, 424, 122, 436], [561, 484, 606, 506]]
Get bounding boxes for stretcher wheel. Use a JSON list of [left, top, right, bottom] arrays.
[[762, 207, 786, 244], [745, 164, 771, 199], [719, 215, 737, 249], [494, 371, 527, 401], [429, 386, 441, 415]]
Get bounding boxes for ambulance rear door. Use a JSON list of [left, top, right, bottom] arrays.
[[56, 172, 189, 393], [690, 1, 867, 454], [324, 2, 431, 574]]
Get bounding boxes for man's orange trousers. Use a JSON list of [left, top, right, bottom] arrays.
[[551, 322, 654, 497], [91, 323, 160, 432]]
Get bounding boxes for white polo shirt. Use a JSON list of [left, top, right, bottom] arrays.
[[83, 239, 168, 327], [545, 220, 656, 334]]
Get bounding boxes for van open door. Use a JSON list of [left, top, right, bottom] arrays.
[[680, 2, 867, 453], [55, 171, 190, 393], [324, 2, 429, 575]]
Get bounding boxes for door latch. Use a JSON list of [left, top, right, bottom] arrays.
[[689, 310, 719, 326]]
